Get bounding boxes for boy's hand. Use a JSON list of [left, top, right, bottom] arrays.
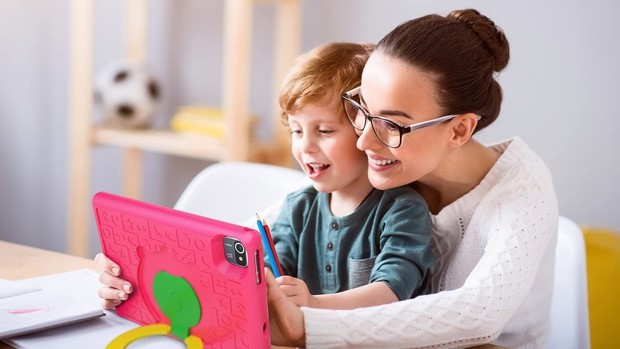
[[95, 253, 133, 309], [275, 275, 318, 308]]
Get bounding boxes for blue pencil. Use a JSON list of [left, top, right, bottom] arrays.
[[255, 214, 281, 278]]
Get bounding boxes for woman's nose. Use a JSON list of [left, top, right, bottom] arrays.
[[356, 123, 379, 151]]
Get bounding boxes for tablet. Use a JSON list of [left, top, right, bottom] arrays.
[[93, 192, 270, 348]]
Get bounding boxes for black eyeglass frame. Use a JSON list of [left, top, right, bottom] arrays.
[[342, 86, 479, 148]]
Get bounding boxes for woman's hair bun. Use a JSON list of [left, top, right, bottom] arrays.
[[448, 9, 510, 72]]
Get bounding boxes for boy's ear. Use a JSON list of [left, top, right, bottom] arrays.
[[449, 113, 478, 146]]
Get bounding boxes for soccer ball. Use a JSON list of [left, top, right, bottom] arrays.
[[94, 60, 161, 129]]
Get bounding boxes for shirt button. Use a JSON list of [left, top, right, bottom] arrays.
[[327, 242, 334, 250], [330, 221, 339, 230], [325, 264, 332, 272]]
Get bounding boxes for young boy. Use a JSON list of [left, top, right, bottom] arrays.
[[269, 42, 434, 309]]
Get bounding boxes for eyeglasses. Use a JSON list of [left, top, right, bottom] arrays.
[[342, 86, 464, 148]]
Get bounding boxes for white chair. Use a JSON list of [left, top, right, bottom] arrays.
[[547, 216, 590, 349], [174, 161, 308, 225]]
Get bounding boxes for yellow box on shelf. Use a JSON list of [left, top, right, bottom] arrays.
[[170, 106, 256, 138]]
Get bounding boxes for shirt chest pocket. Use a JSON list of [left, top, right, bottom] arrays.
[[347, 256, 376, 290]]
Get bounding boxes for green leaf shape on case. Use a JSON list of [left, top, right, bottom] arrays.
[[152, 271, 201, 341]]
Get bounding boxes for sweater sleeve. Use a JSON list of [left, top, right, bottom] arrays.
[[370, 194, 434, 301], [301, 167, 558, 348]]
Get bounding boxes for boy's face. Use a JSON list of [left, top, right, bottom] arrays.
[[287, 97, 369, 195]]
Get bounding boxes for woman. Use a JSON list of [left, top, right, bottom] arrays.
[[267, 8, 558, 349]]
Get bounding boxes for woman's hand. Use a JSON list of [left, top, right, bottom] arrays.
[[276, 275, 318, 308], [265, 268, 306, 347], [95, 253, 133, 309]]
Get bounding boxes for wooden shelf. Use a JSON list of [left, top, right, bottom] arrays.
[[67, 0, 301, 257], [93, 128, 228, 161]]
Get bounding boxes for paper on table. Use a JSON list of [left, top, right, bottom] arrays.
[[1, 269, 186, 349], [0, 280, 40, 299], [3, 310, 186, 349], [0, 269, 105, 339]]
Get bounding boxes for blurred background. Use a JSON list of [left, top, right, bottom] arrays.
[[1, 0, 618, 256]]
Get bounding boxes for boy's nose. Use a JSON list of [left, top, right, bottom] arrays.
[[300, 135, 319, 153]]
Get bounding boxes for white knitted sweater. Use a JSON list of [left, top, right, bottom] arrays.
[[301, 137, 559, 349]]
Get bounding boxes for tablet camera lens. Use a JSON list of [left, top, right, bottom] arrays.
[[234, 241, 245, 254], [224, 237, 248, 268]]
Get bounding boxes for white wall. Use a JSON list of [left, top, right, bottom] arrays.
[[1, 0, 618, 256]]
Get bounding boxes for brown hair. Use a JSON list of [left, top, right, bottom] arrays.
[[377, 9, 510, 132], [278, 42, 374, 124]]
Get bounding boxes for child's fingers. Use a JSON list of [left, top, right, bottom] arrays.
[[275, 275, 298, 286], [98, 270, 133, 294], [94, 253, 120, 276], [265, 268, 290, 302], [100, 297, 122, 310], [278, 283, 303, 298], [98, 281, 129, 298]]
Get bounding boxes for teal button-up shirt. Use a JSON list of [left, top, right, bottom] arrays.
[[269, 185, 434, 301]]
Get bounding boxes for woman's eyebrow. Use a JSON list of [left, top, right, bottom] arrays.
[[360, 91, 413, 120], [381, 110, 412, 119]]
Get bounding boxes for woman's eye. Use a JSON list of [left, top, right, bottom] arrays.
[[386, 123, 400, 133], [378, 120, 399, 133], [319, 129, 333, 135], [290, 129, 301, 135]]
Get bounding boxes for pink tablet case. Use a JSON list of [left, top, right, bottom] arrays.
[[93, 192, 270, 348]]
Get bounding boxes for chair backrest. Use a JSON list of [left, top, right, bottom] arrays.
[[174, 161, 308, 225], [547, 216, 590, 349]]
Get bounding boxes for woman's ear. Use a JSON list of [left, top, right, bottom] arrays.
[[449, 113, 478, 146]]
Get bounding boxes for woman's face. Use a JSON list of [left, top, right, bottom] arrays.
[[355, 51, 454, 190]]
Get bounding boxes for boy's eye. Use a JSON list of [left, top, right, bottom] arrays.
[[290, 129, 301, 135], [318, 129, 333, 135]]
